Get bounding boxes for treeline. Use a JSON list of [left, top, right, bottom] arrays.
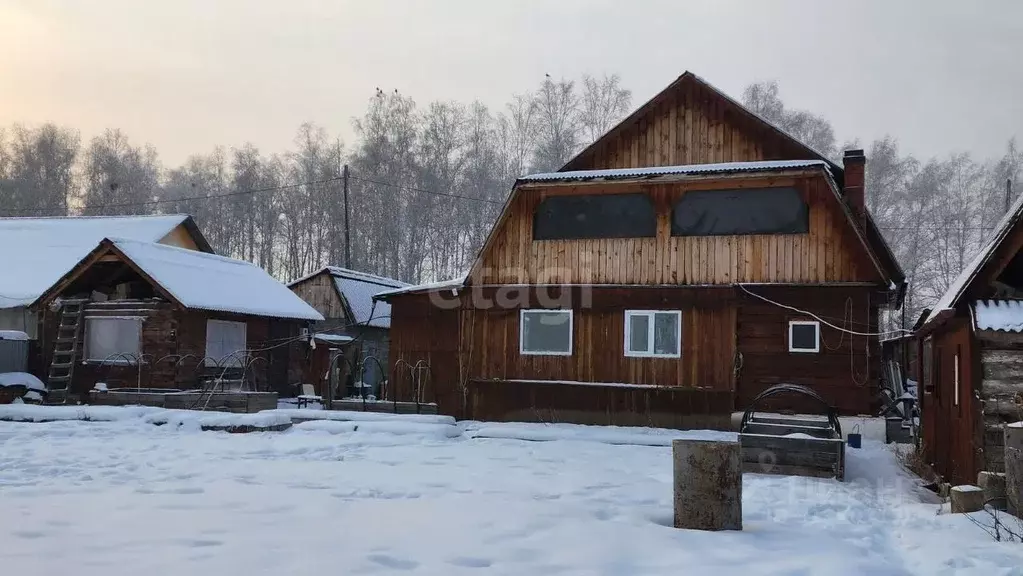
[[0, 74, 631, 285], [1, 75, 1019, 327]]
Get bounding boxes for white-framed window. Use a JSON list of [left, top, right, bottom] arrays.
[[788, 320, 820, 353], [206, 320, 247, 367], [519, 309, 573, 356], [953, 352, 960, 407], [624, 310, 682, 358], [85, 317, 142, 363]]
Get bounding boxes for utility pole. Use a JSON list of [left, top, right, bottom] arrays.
[[342, 163, 352, 269]]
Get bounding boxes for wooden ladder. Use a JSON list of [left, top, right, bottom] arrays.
[[47, 299, 87, 404]]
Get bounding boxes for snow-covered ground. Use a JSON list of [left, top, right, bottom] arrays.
[[1, 416, 1022, 575]]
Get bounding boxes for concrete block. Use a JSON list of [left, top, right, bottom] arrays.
[[673, 439, 742, 531], [950, 485, 985, 514], [978, 471, 1007, 510]]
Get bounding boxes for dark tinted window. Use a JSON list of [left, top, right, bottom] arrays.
[[533, 193, 656, 240], [672, 187, 808, 236], [789, 322, 819, 352]]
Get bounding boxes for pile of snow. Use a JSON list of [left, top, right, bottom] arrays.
[[271, 408, 455, 426], [144, 410, 292, 430], [0, 330, 29, 341], [464, 421, 735, 446], [0, 372, 46, 392], [0, 404, 162, 422]]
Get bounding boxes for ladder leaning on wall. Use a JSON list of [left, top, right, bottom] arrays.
[[46, 299, 88, 404]]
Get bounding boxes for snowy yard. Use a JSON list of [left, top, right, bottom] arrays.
[[1, 415, 1022, 575]]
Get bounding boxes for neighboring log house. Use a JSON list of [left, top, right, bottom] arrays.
[[917, 194, 1023, 484], [376, 71, 906, 426], [29, 238, 322, 400], [0, 214, 212, 374], [288, 267, 408, 397]]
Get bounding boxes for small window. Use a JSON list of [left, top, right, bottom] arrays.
[[206, 320, 247, 367], [788, 321, 820, 353], [85, 317, 142, 363], [520, 309, 573, 356], [625, 310, 682, 358], [533, 193, 656, 240], [671, 187, 809, 236]]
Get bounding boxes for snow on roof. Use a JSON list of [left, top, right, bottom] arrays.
[[372, 275, 467, 300], [925, 191, 1023, 325], [0, 215, 192, 309], [327, 267, 408, 329], [520, 159, 829, 183], [972, 300, 1023, 332], [313, 333, 354, 344], [110, 239, 323, 321]]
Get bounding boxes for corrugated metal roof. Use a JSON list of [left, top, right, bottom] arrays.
[[973, 300, 1023, 332], [520, 159, 829, 183], [327, 267, 408, 329]]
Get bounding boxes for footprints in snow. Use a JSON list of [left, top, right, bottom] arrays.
[[366, 553, 493, 571]]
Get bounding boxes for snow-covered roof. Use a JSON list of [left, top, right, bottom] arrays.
[[925, 191, 1023, 325], [521, 160, 829, 183], [290, 266, 408, 329], [313, 333, 354, 344], [372, 275, 467, 300], [0, 215, 196, 309], [973, 300, 1023, 332], [107, 239, 323, 320]]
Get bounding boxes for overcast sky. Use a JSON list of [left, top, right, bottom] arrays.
[[2, 0, 1021, 166]]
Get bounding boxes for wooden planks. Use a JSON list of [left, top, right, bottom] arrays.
[[477, 174, 882, 287]]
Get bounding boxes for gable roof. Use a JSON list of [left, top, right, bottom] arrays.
[[290, 266, 408, 328], [0, 214, 212, 309], [924, 191, 1023, 326], [33, 238, 323, 321], [560, 71, 842, 174]]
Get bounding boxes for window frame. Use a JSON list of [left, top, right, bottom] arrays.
[[788, 320, 821, 353], [519, 309, 574, 356], [84, 316, 142, 364], [205, 319, 248, 367], [623, 310, 683, 358]]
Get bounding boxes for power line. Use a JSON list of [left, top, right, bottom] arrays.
[[348, 174, 504, 205]]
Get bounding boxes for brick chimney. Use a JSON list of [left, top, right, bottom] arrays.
[[843, 149, 866, 225]]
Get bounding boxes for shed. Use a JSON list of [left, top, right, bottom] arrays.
[[917, 191, 1023, 484], [29, 237, 322, 400], [288, 267, 408, 397]]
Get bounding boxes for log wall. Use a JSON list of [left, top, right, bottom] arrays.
[[976, 335, 1023, 474]]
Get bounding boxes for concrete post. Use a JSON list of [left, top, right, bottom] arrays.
[[977, 471, 1006, 511], [1006, 423, 1023, 516], [673, 439, 742, 531]]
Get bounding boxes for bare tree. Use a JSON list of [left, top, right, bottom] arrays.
[[531, 76, 580, 172], [579, 74, 632, 144]]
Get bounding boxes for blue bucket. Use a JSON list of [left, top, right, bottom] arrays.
[[847, 424, 862, 449]]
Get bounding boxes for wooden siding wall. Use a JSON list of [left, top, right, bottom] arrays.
[[387, 293, 463, 417], [459, 287, 736, 390], [476, 175, 879, 286], [290, 272, 349, 321], [563, 77, 819, 171], [156, 223, 202, 251], [736, 286, 880, 415]]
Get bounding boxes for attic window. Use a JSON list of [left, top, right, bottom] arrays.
[[672, 187, 808, 236], [533, 193, 656, 240]]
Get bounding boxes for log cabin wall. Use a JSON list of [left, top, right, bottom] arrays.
[[736, 286, 881, 415], [474, 173, 881, 286], [562, 75, 827, 172], [975, 330, 1023, 475]]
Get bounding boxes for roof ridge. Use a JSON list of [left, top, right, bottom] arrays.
[[107, 237, 256, 268]]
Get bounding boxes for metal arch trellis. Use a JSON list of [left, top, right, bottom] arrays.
[[324, 350, 357, 408], [391, 358, 433, 414], [358, 354, 386, 411]]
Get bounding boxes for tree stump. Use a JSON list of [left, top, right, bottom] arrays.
[[977, 471, 1007, 511], [673, 439, 742, 531], [1007, 423, 1023, 516], [949, 485, 985, 513]]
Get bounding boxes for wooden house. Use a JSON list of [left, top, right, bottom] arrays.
[[375, 72, 905, 427], [28, 238, 323, 399], [0, 214, 211, 375], [915, 195, 1023, 484], [288, 267, 408, 396]]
